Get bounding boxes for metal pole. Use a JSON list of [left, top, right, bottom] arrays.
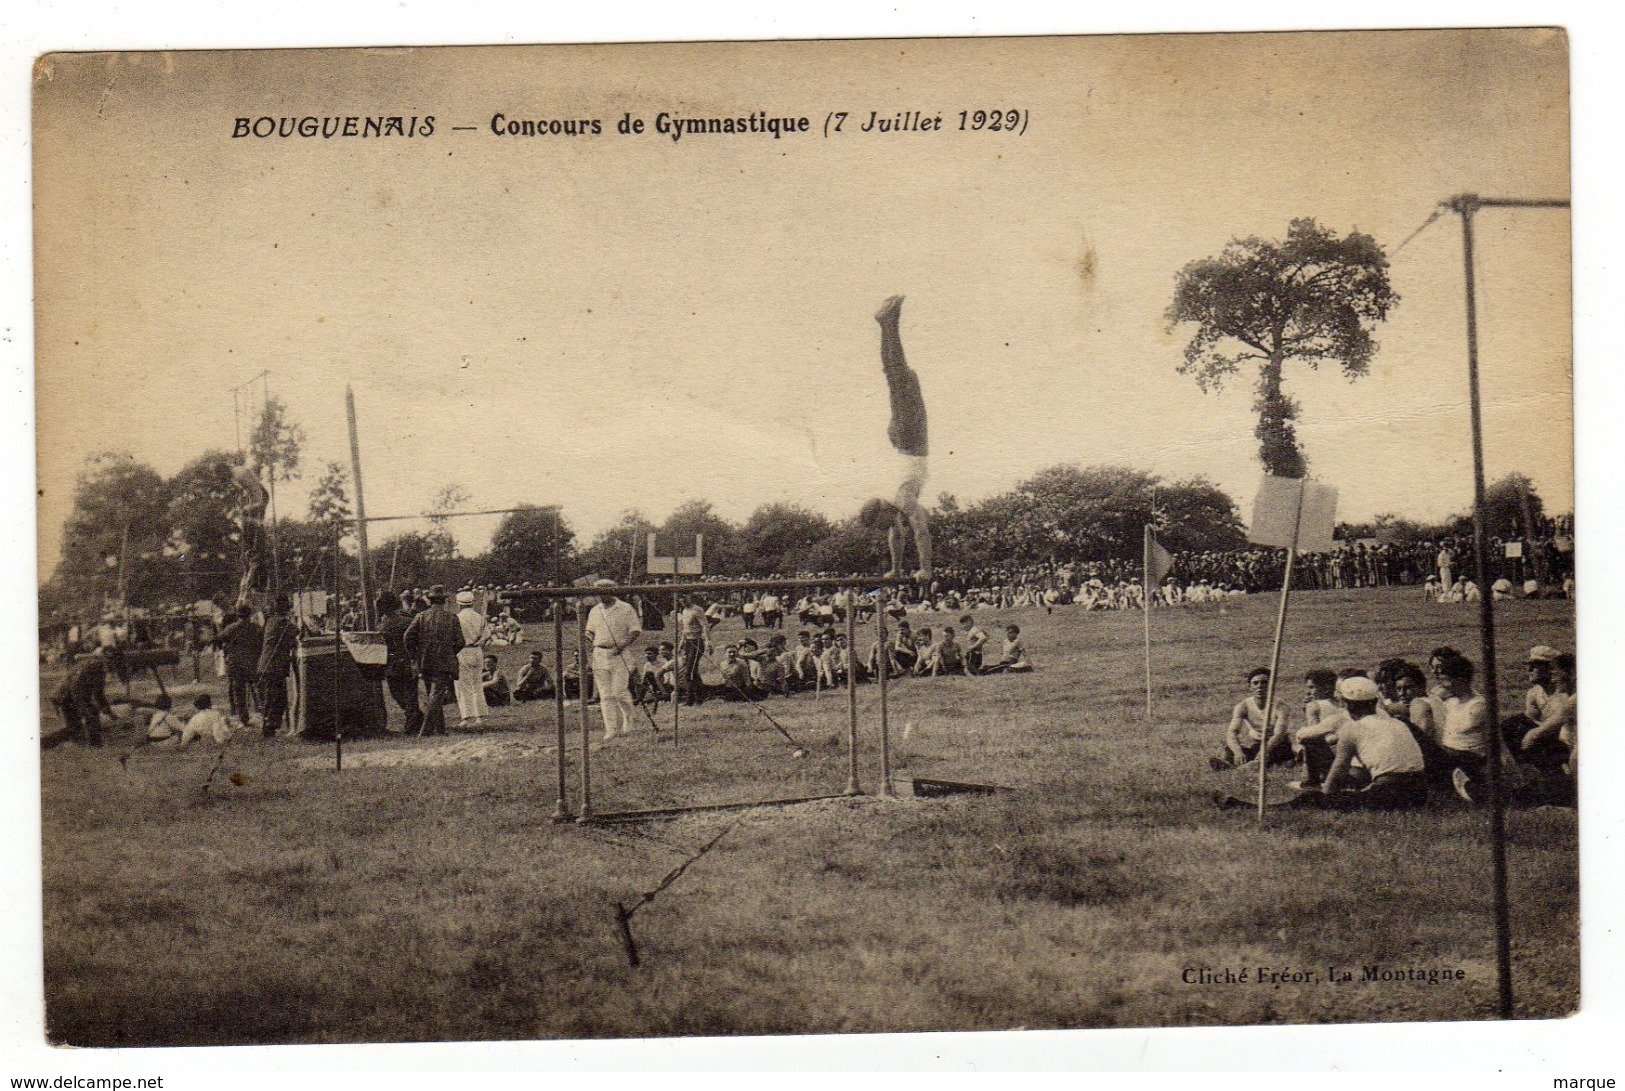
[[844, 590, 860, 796], [332, 526, 343, 773], [345, 386, 375, 630], [877, 590, 893, 797], [552, 601, 570, 822], [1143, 526, 1155, 723], [575, 601, 593, 823], [671, 586, 680, 749], [1257, 478, 1306, 822], [1456, 195, 1515, 1019]]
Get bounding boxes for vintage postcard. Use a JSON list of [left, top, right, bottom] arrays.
[[32, 29, 1575, 1049]]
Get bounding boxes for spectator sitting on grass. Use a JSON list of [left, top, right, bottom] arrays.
[[788, 631, 817, 690], [889, 620, 918, 675], [982, 624, 1034, 676], [1291, 676, 1428, 810], [911, 628, 935, 676], [720, 645, 756, 699], [513, 651, 555, 702], [1435, 653, 1491, 803], [1301, 668, 1341, 732], [482, 655, 511, 708], [156, 693, 234, 751], [959, 615, 988, 674], [1212, 667, 1288, 769], [144, 695, 187, 742], [1511, 651, 1576, 805], [925, 625, 967, 676]]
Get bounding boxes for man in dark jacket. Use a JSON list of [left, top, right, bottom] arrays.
[[47, 646, 115, 748], [403, 585, 461, 737], [376, 590, 422, 735], [256, 594, 297, 738], [216, 605, 263, 724]]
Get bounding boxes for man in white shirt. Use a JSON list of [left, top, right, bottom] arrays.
[[1294, 677, 1427, 809], [676, 594, 711, 706], [454, 590, 490, 726], [585, 579, 642, 740]]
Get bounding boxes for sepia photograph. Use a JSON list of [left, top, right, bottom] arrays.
[[24, 23, 1589, 1058]]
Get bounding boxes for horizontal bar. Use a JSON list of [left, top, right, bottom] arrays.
[[501, 576, 918, 599], [358, 507, 541, 525], [585, 793, 852, 824], [1473, 197, 1570, 209]]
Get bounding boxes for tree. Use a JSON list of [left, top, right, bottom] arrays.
[[1479, 473, 1547, 539], [805, 517, 889, 576], [50, 452, 174, 613], [248, 394, 305, 484], [375, 531, 438, 591], [482, 505, 576, 586], [576, 510, 658, 582], [424, 483, 471, 561], [1167, 218, 1399, 477], [307, 461, 353, 542], [1154, 477, 1249, 553], [658, 500, 743, 575], [737, 503, 836, 575], [167, 450, 248, 602]]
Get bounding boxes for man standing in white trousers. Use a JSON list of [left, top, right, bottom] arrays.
[[454, 589, 490, 727], [585, 579, 642, 741]]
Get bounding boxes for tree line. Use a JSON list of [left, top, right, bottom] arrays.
[[42, 215, 1564, 622], [41, 434, 1259, 622]]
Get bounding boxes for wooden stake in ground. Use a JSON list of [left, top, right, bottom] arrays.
[[1246, 475, 1338, 822], [1142, 525, 1173, 723]]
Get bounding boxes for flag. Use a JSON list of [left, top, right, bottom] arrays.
[[1144, 526, 1173, 588]]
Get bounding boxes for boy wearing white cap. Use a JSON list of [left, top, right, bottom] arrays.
[[454, 589, 490, 726], [1500, 645, 1565, 770], [1296, 676, 1428, 809], [585, 580, 642, 740]]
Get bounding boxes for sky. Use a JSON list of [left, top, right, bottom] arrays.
[[32, 30, 1572, 581]]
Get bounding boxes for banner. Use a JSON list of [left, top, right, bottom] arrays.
[[1144, 527, 1173, 587], [1248, 475, 1339, 554]]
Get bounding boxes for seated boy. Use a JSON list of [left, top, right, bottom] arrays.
[[1293, 668, 1345, 784], [160, 693, 235, 750], [1292, 676, 1428, 809], [1212, 667, 1288, 768], [959, 615, 987, 674], [787, 630, 817, 690], [981, 624, 1034, 675], [513, 651, 555, 702], [911, 628, 936, 676], [482, 655, 512, 707], [927, 625, 968, 676], [719, 645, 757, 700], [144, 695, 188, 742]]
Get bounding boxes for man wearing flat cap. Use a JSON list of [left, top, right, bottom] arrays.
[[1294, 676, 1428, 809], [585, 579, 642, 741], [1501, 645, 1569, 772], [404, 584, 462, 737]]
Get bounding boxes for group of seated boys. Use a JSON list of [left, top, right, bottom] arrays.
[[493, 615, 1033, 708], [1213, 643, 1576, 810]]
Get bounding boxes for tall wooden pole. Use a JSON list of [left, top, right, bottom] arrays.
[[345, 386, 375, 629], [576, 601, 594, 823], [844, 593, 860, 796], [1256, 478, 1305, 822], [1454, 194, 1514, 1020], [1143, 526, 1155, 723], [552, 602, 570, 822], [878, 591, 893, 797]]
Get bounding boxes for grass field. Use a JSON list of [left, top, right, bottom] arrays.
[[38, 587, 1578, 1046]]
